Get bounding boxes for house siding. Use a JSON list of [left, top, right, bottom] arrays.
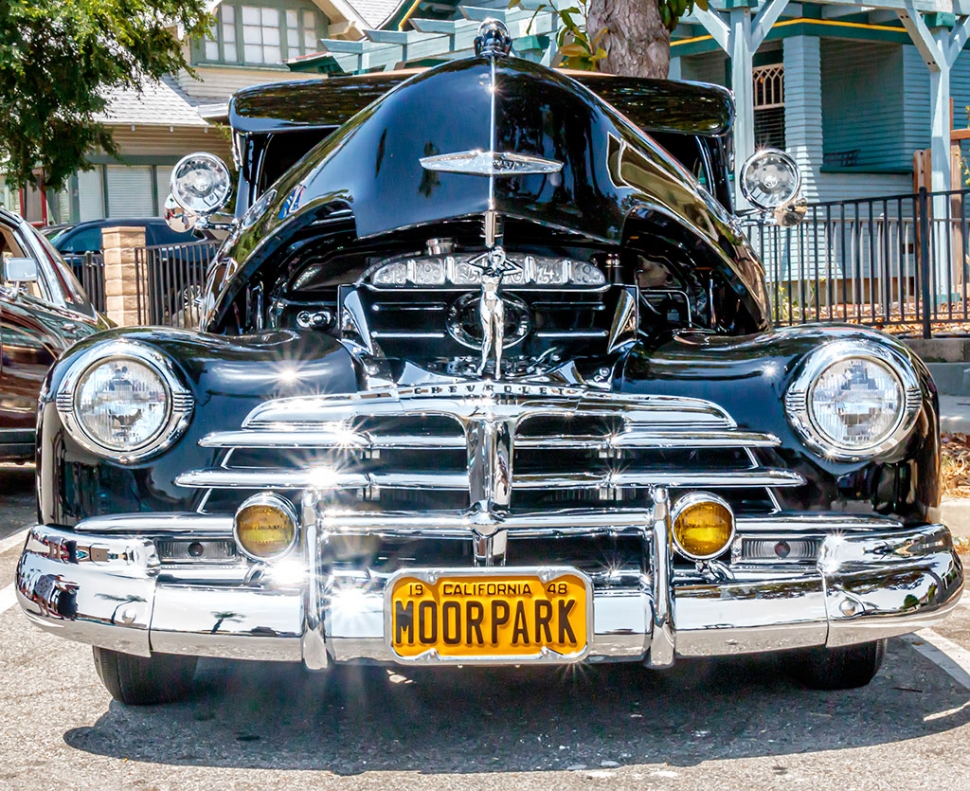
[[106, 128, 232, 162], [176, 64, 316, 101], [820, 40, 906, 172]]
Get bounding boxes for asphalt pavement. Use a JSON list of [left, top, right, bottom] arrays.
[[1, 468, 970, 790]]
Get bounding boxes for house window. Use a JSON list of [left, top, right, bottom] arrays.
[[201, 2, 322, 66], [753, 64, 785, 150], [205, 5, 237, 62]]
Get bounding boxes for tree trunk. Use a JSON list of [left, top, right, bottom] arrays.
[[587, 0, 670, 78]]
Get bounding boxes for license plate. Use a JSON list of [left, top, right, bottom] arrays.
[[387, 569, 591, 663]]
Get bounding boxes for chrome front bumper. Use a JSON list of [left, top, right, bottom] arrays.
[[15, 518, 963, 667]]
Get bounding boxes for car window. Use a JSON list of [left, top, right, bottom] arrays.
[[0, 225, 47, 300], [57, 227, 102, 253]]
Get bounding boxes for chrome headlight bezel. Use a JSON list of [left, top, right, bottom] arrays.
[[784, 340, 922, 462], [55, 340, 194, 463], [739, 148, 801, 211]]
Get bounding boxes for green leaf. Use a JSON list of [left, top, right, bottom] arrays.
[[559, 42, 589, 56]]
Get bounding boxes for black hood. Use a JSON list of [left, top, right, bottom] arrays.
[[240, 56, 742, 241], [220, 55, 768, 326]]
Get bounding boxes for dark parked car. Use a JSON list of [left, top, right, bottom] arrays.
[[51, 217, 212, 258], [39, 223, 73, 241], [16, 22, 963, 706], [0, 209, 102, 460]]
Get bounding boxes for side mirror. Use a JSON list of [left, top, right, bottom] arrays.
[[739, 149, 804, 224], [165, 152, 233, 234], [3, 257, 39, 284]]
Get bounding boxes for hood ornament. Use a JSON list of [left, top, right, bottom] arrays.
[[466, 246, 522, 379], [420, 150, 563, 177], [475, 19, 513, 57]]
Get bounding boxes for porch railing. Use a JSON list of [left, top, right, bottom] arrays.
[[133, 240, 220, 327], [747, 187, 970, 338]]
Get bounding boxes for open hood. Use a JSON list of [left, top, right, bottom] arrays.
[[248, 56, 740, 247]]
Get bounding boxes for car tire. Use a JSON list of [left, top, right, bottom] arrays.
[[93, 647, 197, 705], [790, 639, 887, 690]]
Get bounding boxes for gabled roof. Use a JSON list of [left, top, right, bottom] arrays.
[[97, 76, 207, 128], [206, 0, 397, 38], [350, 0, 408, 28]]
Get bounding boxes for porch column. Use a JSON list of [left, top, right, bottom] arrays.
[[730, 7, 756, 180], [898, 5, 970, 193], [782, 36, 821, 203], [102, 226, 148, 327]]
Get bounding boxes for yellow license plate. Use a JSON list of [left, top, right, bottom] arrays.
[[388, 570, 590, 662]]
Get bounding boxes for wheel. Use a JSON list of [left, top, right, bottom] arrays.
[[791, 639, 886, 690], [93, 647, 197, 705]]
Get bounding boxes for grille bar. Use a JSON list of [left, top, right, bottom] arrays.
[[518, 429, 780, 449], [242, 386, 732, 429], [176, 469, 469, 490], [199, 431, 465, 450], [515, 469, 805, 489]]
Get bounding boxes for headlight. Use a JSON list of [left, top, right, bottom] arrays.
[[56, 341, 193, 462], [739, 148, 801, 210], [75, 359, 170, 450], [785, 341, 921, 461]]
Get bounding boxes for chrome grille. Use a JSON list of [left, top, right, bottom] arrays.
[[177, 383, 803, 520]]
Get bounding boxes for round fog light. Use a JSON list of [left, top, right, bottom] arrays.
[[672, 493, 735, 560], [234, 494, 298, 560]]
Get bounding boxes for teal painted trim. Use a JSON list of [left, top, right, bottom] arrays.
[[671, 39, 722, 57], [820, 165, 913, 174], [672, 20, 912, 56], [289, 54, 340, 73], [925, 12, 956, 29], [517, 34, 551, 51], [753, 50, 783, 66], [784, 23, 910, 45], [722, 0, 757, 8]]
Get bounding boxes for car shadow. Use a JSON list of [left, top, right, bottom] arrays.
[[63, 638, 970, 775], [0, 464, 36, 542]]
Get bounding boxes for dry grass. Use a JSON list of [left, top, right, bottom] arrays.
[[942, 433, 970, 497]]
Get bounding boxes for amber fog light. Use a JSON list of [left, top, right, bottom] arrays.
[[671, 493, 735, 561], [233, 494, 298, 560]]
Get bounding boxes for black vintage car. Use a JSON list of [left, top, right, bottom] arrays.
[[0, 209, 102, 460], [16, 22, 962, 705]]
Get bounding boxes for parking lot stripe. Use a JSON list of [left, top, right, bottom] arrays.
[[0, 528, 28, 555], [903, 629, 970, 690], [0, 585, 16, 616]]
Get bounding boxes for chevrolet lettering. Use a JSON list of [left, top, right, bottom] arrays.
[[16, 19, 963, 705]]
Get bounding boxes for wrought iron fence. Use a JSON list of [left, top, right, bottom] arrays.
[[747, 187, 970, 338], [133, 240, 220, 327], [69, 252, 105, 314]]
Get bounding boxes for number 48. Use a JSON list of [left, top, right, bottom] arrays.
[[546, 582, 568, 595]]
